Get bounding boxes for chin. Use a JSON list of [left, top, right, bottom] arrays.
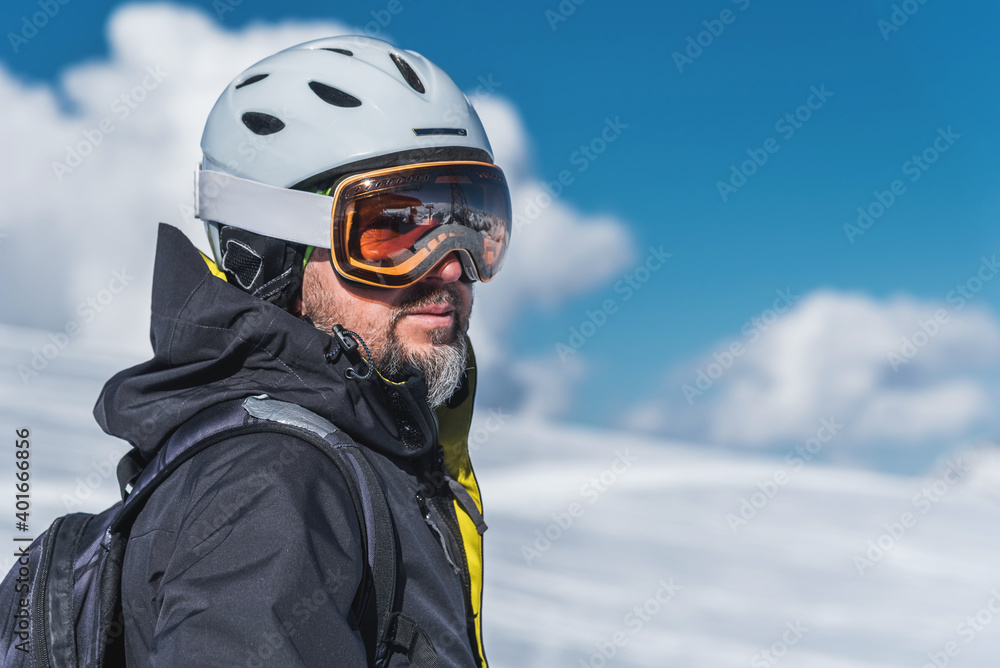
[[406, 334, 454, 355], [400, 322, 458, 347]]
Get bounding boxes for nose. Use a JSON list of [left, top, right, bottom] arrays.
[[422, 251, 464, 284]]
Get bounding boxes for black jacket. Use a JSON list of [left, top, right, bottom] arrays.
[[94, 224, 489, 667]]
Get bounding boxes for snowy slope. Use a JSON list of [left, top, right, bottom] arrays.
[[2, 324, 1000, 667], [476, 421, 1000, 667]]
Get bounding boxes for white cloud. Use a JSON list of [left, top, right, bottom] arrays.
[[852, 380, 990, 443], [0, 4, 353, 354], [506, 352, 586, 419], [0, 3, 635, 412], [625, 290, 1000, 455]]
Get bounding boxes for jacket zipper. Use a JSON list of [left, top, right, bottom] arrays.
[[427, 489, 484, 667], [415, 446, 486, 667], [415, 490, 460, 575], [31, 516, 63, 668]]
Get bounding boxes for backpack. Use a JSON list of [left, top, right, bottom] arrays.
[[0, 395, 442, 667]]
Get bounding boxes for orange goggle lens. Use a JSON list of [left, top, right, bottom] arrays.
[[331, 162, 511, 288]]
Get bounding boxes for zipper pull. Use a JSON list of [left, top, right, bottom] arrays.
[[415, 490, 431, 519], [415, 489, 460, 574]]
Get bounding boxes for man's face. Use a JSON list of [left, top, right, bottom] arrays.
[[299, 247, 474, 408]]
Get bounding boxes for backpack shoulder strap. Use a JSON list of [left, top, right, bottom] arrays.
[[243, 397, 441, 668], [239, 397, 443, 668], [113, 395, 440, 667], [240, 395, 402, 664]]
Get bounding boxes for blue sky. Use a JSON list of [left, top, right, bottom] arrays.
[[2, 0, 998, 463]]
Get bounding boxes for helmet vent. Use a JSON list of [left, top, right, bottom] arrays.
[[234, 73, 268, 90], [308, 81, 362, 108], [241, 112, 285, 135], [321, 47, 353, 56], [390, 53, 425, 94]]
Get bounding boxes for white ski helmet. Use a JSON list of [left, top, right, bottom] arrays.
[[196, 35, 497, 305]]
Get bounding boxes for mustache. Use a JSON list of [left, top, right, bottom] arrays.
[[393, 283, 464, 317]]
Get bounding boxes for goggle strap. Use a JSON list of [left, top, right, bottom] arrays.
[[195, 169, 333, 248]]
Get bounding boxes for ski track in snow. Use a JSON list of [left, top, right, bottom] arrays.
[[2, 327, 1000, 667]]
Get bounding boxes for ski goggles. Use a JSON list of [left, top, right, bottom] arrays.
[[195, 161, 512, 288]]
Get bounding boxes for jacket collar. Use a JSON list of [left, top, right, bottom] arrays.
[[94, 223, 460, 462]]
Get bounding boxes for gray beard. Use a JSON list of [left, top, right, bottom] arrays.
[[376, 324, 469, 409], [303, 280, 471, 409]]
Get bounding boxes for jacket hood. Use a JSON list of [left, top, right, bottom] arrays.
[[94, 223, 469, 462]]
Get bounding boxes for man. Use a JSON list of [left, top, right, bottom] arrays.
[[94, 35, 510, 666]]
